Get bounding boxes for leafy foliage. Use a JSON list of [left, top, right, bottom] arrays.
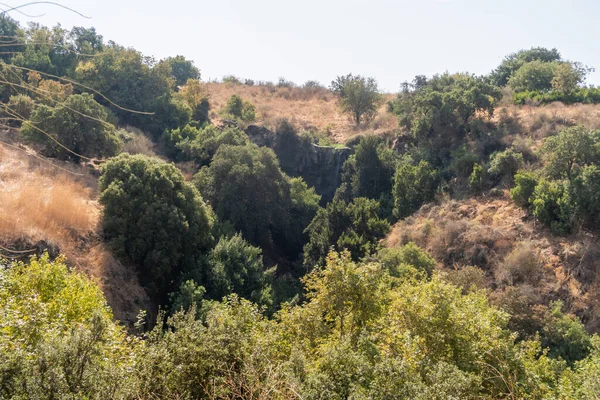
[[194, 144, 317, 258], [389, 73, 501, 165], [162, 55, 200, 87], [0, 255, 136, 399], [75, 46, 175, 134], [206, 234, 274, 306], [220, 94, 256, 123], [99, 153, 214, 295], [490, 47, 562, 86], [393, 159, 439, 219], [303, 198, 390, 268], [21, 93, 122, 160], [330, 74, 383, 125]]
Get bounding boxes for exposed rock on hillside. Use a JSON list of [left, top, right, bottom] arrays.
[[246, 125, 351, 202]]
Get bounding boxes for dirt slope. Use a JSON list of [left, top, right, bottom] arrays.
[[0, 134, 150, 327]]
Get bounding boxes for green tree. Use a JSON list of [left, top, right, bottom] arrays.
[[488, 148, 524, 184], [540, 125, 599, 180], [75, 46, 174, 135], [303, 197, 390, 268], [490, 47, 562, 86], [340, 135, 397, 211], [99, 154, 214, 296], [393, 159, 439, 219], [69, 26, 104, 55], [508, 60, 558, 92], [572, 164, 600, 226], [194, 144, 314, 257], [531, 179, 574, 234], [162, 55, 200, 87], [389, 73, 501, 165], [541, 301, 592, 365], [552, 62, 583, 94], [510, 171, 538, 207], [330, 74, 383, 125], [175, 124, 248, 165], [377, 242, 436, 278], [21, 93, 122, 160], [0, 255, 136, 399], [206, 234, 273, 306]]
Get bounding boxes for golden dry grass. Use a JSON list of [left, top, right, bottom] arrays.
[[0, 141, 151, 326], [0, 144, 98, 248], [206, 82, 397, 143]]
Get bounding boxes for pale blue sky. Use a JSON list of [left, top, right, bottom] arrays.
[[7, 0, 600, 92]]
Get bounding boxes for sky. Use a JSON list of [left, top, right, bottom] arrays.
[[6, 0, 600, 92]]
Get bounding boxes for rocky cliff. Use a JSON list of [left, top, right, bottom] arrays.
[[246, 125, 351, 203]]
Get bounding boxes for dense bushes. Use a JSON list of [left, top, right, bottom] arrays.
[[303, 198, 390, 268], [510, 126, 600, 233], [205, 234, 274, 306], [393, 159, 439, 219], [0, 255, 136, 399], [2, 249, 600, 399], [513, 87, 600, 105], [99, 153, 214, 296], [194, 144, 319, 258], [220, 94, 256, 123], [21, 93, 122, 160]]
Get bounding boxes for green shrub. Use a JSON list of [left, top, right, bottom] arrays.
[[572, 165, 600, 226], [6, 94, 34, 125], [161, 122, 201, 160], [488, 148, 524, 183], [21, 93, 122, 160], [0, 255, 136, 399], [510, 171, 538, 207], [531, 179, 574, 234], [206, 234, 274, 307], [539, 125, 599, 180], [220, 94, 256, 122], [507, 60, 557, 92], [469, 163, 487, 193], [99, 153, 214, 296], [393, 159, 439, 219], [303, 198, 390, 268], [194, 144, 317, 259], [378, 242, 436, 277], [541, 301, 592, 365], [176, 125, 248, 165], [450, 146, 479, 178]]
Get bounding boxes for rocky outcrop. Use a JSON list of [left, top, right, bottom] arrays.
[[246, 125, 351, 203]]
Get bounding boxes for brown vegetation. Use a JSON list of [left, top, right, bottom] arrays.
[[206, 82, 397, 143], [0, 138, 150, 326], [386, 193, 600, 332]]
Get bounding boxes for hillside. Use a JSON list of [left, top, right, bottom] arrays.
[[0, 134, 151, 326], [206, 82, 397, 142], [2, 13, 600, 396], [386, 193, 600, 332]]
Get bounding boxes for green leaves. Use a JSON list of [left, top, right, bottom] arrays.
[[331, 74, 383, 125], [99, 153, 214, 296], [21, 93, 122, 160]]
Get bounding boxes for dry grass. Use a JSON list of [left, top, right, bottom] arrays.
[[0, 141, 151, 327], [385, 195, 600, 331], [122, 126, 158, 157], [206, 82, 397, 143], [0, 144, 98, 248]]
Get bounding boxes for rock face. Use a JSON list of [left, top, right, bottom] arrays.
[[246, 125, 351, 203]]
